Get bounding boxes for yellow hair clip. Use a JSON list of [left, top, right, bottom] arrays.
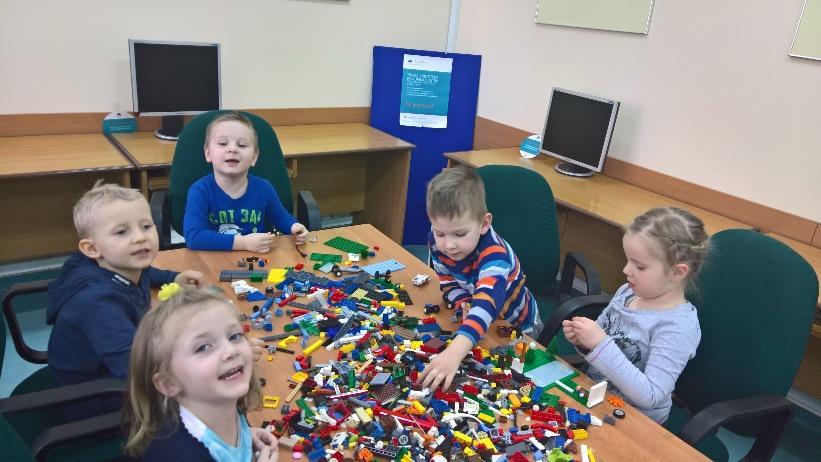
[[158, 282, 182, 301]]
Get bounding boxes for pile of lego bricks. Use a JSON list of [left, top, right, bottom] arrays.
[[242, 270, 606, 462]]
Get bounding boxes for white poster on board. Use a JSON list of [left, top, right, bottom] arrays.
[[399, 54, 453, 128]]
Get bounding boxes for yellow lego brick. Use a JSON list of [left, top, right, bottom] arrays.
[[521, 396, 531, 404], [500, 408, 512, 416], [572, 429, 589, 440], [492, 367, 502, 374], [410, 341, 422, 350], [277, 335, 298, 348], [411, 401, 425, 414], [355, 407, 372, 424], [302, 333, 327, 356], [365, 408, 373, 417], [266, 355, 274, 361], [266, 269, 288, 283], [381, 300, 405, 308], [262, 396, 280, 409], [463, 447, 476, 456], [290, 372, 309, 383], [351, 288, 369, 299], [476, 437, 497, 452], [340, 343, 355, 354], [478, 413, 495, 424], [452, 431, 473, 446], [509, 394, 521, 408]]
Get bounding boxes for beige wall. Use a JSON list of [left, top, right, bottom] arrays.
[[456, 0, 821, 222], [0, 0, 450, 114]]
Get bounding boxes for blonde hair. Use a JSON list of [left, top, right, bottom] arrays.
[[203, 111, 258, 153], [73, 180, 145, 238], [426, 166, 488, 222], [628, 207, 710, 284], [124, 288, 261, 456]]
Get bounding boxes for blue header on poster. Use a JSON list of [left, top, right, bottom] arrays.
[[370, 46, 481, 244]]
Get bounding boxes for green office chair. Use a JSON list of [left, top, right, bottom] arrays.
[[542, 229, 818, 461], [150, 110, 320, 250], [2, 282, 129, 461], [475, 165, 601, 351], [0, 378, 126, 462]]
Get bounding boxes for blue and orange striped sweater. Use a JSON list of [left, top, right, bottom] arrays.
[[427, 226, 538, 346]]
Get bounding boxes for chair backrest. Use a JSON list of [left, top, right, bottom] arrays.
[[676, 229, 818, 414], [167, 110, 294, 234], [476, 165, 561, 295]]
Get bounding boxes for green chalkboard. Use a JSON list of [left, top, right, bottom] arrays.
[[791, 0, 821, 61], [535, 0, 655, 35]]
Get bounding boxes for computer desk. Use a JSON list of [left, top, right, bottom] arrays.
[[0, 134, 134, 262], [110, 123, 414, 244], [445, 148, 752, 292], [153, 224, 708, 461]]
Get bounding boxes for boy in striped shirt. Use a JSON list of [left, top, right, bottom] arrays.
[[418, 166, 540, 391]]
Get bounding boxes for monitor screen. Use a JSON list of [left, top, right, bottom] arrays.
[[540, 88, 619, 175], [129, 40, 220, 115]]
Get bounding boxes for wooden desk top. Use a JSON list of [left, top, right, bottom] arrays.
[[0, 133, 133, 178], [112, 123, 415, 168], [447, 148, 750, 235], [153, 224, 707, 461]]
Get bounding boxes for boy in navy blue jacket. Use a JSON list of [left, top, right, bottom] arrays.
[[47, 182, 203, 420]]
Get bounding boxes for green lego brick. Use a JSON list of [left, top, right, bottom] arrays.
[[324, 236, 369, 254], [310, 252, 342, 263], [539, 392, 560, 407], [523, 348, 555, 373]]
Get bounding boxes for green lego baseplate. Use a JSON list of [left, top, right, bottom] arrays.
[[310, 252, 342, 263], [523, 348, 556, 373], [324, 236, 369, 254], [546, 373, 591, 407]]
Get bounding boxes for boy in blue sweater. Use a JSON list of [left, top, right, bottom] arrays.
[[183, 111, 309, 252], [47, 182, 203, 420]]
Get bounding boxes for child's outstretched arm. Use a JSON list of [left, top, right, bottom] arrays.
[[418, 335, 473, 390], [571, 316, 699, 410]]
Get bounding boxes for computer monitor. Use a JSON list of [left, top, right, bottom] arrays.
[[129, 39, 221, 140], [539, 87, 620, 177]]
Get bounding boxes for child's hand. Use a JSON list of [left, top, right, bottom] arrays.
[[237, 233, 274, 253], [565, 317, 607, 350], [290, 223, 309, 245], [562, 319, 583, 346], [249, 337, 265, 362], [251, 427, 278, 461], [418, 336, 473, 391], [174, 270, 203, 289]]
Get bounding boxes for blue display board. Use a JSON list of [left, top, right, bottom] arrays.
[[370, 46, 481, 244]]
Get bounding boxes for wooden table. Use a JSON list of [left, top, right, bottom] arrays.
[[153, 224, 708, 461], [446, 148, 752, 292], [112, 123, 414, 243], [0, 134, 134, 262]]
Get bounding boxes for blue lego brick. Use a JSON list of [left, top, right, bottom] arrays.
[[360, 259, 406, 276]]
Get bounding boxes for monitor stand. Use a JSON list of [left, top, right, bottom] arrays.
[[154, 115, 184, 141], [555, 162, 595, 177]]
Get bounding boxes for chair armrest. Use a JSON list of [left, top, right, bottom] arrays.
[[0, 379, 126, 415], [537, 294, 612, 347], [680, 395, 791, 462], [297, 190, 321, 232], [32, 411, 124, 462], [558, 252, 602, 300], [149, 189, 172, 250], [2, 280, 51, 364]]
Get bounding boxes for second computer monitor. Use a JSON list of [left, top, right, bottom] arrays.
[[540, 88, 620, 177]]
